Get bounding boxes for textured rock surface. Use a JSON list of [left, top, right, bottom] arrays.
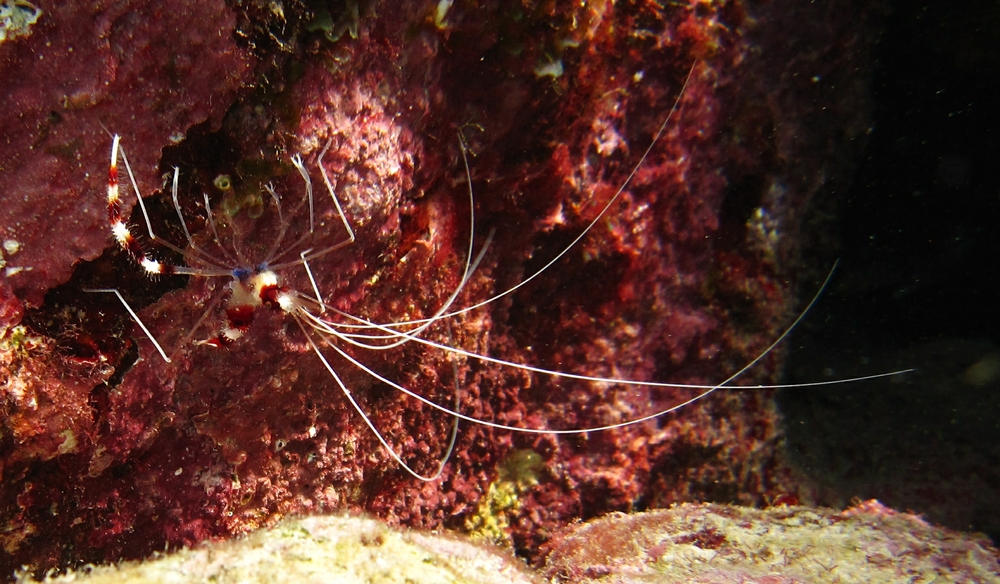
[[21, 513, 540, 584], [18, 503, 1000, 584], [542, 501, 1000, 583]]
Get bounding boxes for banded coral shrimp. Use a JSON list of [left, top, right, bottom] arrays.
[[0, 2, 934, 579], [27, 10, 924, 576], [83, 56, 909, 547]]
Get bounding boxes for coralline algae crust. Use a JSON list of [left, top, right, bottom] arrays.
[[0, 0, 896, 578]]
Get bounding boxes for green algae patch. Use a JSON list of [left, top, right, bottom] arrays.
[[466, 449, 545, 546], [25, 514, 540, 584]]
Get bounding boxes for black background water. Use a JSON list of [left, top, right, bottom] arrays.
[[781, 0, 1000, 544]]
